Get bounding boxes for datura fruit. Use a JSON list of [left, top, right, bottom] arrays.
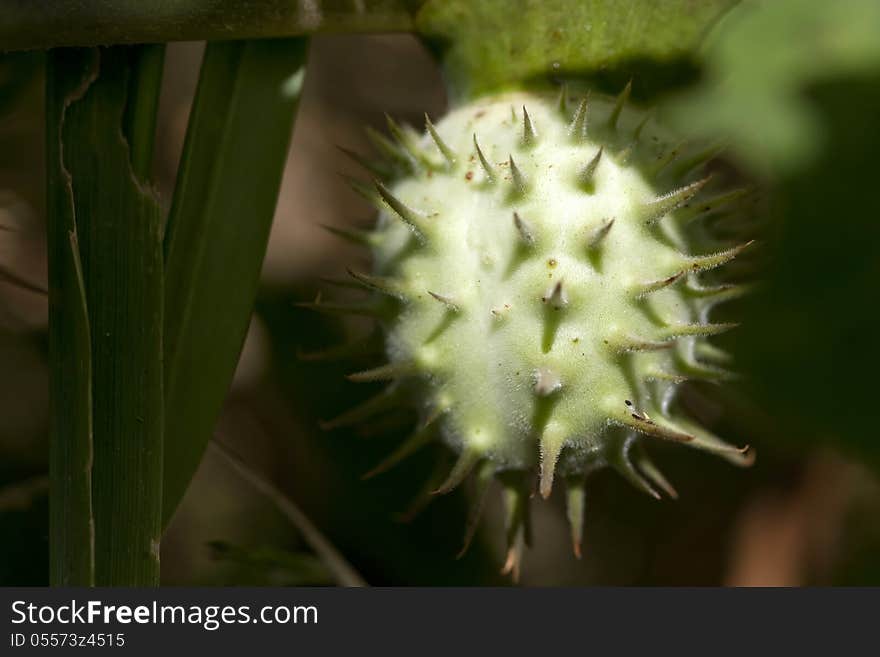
[[309, 84, 755, 577]]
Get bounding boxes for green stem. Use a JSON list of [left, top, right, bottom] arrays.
[[211, 441, 367, 587], [0, 1, 415, 51], [46, 49, 98, 587], [46, 45, 165, 586]]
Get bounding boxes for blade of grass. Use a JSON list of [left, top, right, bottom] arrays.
[[122, 44, 165, 178], [0, 1, 414, 51], [162, 38, 308, 527], [210, 440, 367, 587], [46, 48, 97, 586], [47, 45, 165, 585]]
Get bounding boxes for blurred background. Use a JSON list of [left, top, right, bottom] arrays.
[[2, 29, 879, 586]]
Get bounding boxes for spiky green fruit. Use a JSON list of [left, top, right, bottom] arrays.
[[320, 87, 754, 571]]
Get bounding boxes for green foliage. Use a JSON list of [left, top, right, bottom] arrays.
[[416, 0, 738, 99], [666, 0, 880, 174], [734, 77, 880, 469], [21, 0, 880, 587], [45, 48, 94, 586], [46, 46, 165, 585], [162, 38, 308, 527], [665, 0, 880, 470]]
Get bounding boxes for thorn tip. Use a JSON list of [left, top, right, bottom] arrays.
[[577, 146, 603, 187], [522, 105, 538, 145], [508, 155, 527, 195], [587, 218, 614, 250], [424, 113, 456, 167], [568, 96, 589, 141], [542, 280, 568, 309], [427, 290, 460, 312], [473, 134, 495, 182], [643, 176, 711, 225], [513, 212, 536, 246]]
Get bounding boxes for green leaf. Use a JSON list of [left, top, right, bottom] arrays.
[[732, 75, 880, 471], [162, 38, 308, 527], [665, 0, 880, 174], [416, 0, 738, 99], [47, 46, 165, 585], [46, 49, 97, 587], [122, 44, 165, 179], [662, 0, 880, 471]]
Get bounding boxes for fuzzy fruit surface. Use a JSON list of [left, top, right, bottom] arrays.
[[370, 89, 750, 499]]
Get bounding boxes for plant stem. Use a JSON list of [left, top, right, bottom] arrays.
[[0, 1, 415, 51], [211, 441, 367, 587], [46, 45, 165, 586], [46, 48, 98, 587]]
